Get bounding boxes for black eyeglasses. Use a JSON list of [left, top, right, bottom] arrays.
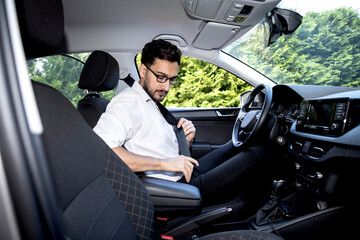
[[144, 64, 180, 85]]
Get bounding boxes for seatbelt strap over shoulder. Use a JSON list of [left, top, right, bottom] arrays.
[[123, 74, 135, 87], [121, 74, 191, 157], [156, 102, 191, 157]]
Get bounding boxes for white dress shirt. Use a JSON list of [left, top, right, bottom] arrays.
[[93, 81, 182, 181]]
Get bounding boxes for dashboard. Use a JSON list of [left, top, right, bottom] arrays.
[[269, 84, 360, 206], [270, 84, 360, 148]]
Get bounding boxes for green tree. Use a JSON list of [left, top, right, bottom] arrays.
[[28, 53, 114, 106], [164, 57, 252, 107], [226, 8, 360, 87]]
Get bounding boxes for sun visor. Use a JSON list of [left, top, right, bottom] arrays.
[[193, 22, 240, 50]]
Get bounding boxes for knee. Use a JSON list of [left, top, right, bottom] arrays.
[[247, 146, 271, 165]]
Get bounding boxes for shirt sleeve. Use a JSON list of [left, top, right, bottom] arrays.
[[93, 93, 143, 149]]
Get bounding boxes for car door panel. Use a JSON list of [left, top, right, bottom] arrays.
[[169, 107, 239, 159]]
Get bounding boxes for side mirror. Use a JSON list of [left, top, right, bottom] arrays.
[[239, 90, 252, 107], [266, 8, 302, 46]]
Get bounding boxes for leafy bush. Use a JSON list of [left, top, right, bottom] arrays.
[[164, 57, 252, 107]]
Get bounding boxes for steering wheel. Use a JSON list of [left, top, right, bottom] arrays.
[[232, 84, 272, 148]]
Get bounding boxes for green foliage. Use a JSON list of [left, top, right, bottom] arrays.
[[136, 54, 251, 107], [28, 53, 114, 106], [226, 8, 360, 87], [163, 57, 252, 107], [28, 8, 360, 108]]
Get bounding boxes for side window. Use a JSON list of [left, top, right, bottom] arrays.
[[136, 55, 252, 107], [27, 53, 115, 106]]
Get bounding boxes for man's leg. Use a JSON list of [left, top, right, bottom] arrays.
[[192, 141, 236, 176], [189, 145, 271, 205]]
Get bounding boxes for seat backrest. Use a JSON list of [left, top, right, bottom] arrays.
[[78, 50, 119, 128], [33, 81, 154, 239], [17, 0, 154, 239]]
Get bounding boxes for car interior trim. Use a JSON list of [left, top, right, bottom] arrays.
[[4, 0, 43, 135], [0, 153, 21, 240]]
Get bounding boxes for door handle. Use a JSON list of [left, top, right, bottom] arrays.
[[216, 111, 236, 117]]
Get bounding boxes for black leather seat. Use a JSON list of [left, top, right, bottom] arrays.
[[77, 50, 119, 128], [33, 81, 155, 239], [17, 0, 284, 239]]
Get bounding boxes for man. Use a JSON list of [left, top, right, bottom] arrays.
[[94, 39, 270, 205]]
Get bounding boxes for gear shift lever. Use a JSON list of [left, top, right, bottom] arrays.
[[255, 180, 287, 226], [271, 180, 287, 200]]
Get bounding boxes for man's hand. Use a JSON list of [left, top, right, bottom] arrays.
[[113, 147, 199, 182], [163, 155, 199, 183], [177, 117, 196, 147]]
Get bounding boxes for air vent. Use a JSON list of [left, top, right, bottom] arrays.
[[289, 138, 334, 160]]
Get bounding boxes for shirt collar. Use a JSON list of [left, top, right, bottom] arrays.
[[132, 80, 161, 112], [132, 80, 152, 103]]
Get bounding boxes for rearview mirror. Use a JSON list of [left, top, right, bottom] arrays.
[[266, 8, 302, 46]]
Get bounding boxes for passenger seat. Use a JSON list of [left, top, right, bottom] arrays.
[[77, 50, 119, 128]]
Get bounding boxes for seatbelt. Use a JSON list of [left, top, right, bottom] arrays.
[[123, 74, 135, 87], [121, 74, 191, 157], [156, 102, 191, 157]]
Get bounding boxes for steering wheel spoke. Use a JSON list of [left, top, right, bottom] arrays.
[[237, 111, 246, 121], [239, 130, 250, 141]]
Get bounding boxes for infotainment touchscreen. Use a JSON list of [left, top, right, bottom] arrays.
[[296, 98, 349, 136], [307, 102, 335, 126]]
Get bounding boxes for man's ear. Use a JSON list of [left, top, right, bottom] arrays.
[[139, 63, 146, 77], [139, 63, 146, 86]]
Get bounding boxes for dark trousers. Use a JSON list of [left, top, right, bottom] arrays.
[[180, 141, 271, 205]]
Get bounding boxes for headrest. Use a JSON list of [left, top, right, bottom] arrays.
[[78, 51, 119, 92], [15, 0, 65, 58]]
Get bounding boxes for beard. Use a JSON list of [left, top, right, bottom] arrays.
[[142, 78, 168, 103]]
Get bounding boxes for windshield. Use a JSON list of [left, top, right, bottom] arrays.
[[223, 0, 360, 87]]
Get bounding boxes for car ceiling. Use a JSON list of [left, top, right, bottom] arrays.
[[62, 0, 280, 59]]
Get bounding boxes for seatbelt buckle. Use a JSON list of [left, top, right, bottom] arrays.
[[161, 235, 173, 240], [156, 216, 168, 229], [157, 216, 168, 221]]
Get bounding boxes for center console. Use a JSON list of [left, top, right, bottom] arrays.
[[248, 97, 360, 239], [248, 179, 346, 240]]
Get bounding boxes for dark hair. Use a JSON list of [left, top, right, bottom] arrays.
[[141, 39, 181, 66]]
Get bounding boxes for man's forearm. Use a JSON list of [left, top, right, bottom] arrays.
[[111, 146, 163, 172], [111, 146, 199, 183]]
